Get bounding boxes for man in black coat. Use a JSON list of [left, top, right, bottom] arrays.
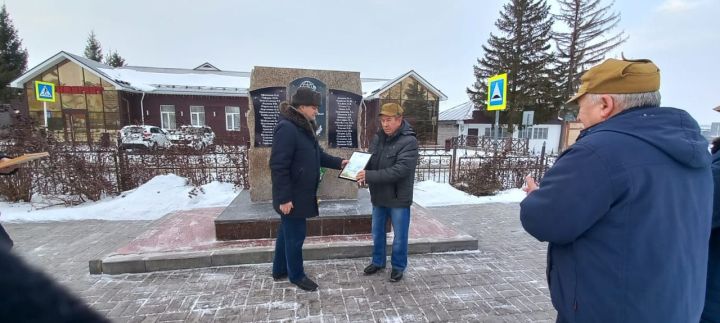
[[356, 103, 419, 282], [269, 87, 347, 291]]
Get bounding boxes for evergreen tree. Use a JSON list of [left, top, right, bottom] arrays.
[[467, 0, 558, 131], [84, 31, 103, 62], [104, 50, 126, 67], [0, 5, 28, 102], [555, 0, 627, 103], [402, 80, 434, 143]]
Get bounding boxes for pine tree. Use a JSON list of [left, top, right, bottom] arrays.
[[467, 0, 558, 131], [104, 50, 126, 67], [84, 31, 103, 62], [555, 0, 626, 102], [402, 80, 433, 143], [0, 5, 28, 102]]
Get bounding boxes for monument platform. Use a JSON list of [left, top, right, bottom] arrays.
[[90, 200, 478, 275], [215, 190, 376, 241]]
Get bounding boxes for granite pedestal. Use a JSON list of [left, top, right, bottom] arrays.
[[215, 189, 383, 241]]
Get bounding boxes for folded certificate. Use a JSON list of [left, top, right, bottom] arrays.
[[338, 152, 372, 181]]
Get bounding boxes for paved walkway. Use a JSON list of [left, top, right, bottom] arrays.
[[3, 203, 556, 322]]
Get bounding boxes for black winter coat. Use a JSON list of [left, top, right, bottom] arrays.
[[365, 120, 418, 208], [269, 102, 343, 218]]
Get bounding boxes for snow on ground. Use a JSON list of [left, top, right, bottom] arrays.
[[412, 180, 525, 208], [0, 175, 524, 222], [0, 174, 238, 222]]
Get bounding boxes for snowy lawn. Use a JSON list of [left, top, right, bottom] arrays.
[[413, 180, 526, 208], [0, 174, 238, 222], [0, 176, 525, 222]]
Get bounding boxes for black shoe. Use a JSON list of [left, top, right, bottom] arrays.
[[389, 269, 403, 282], [272, 272, 288, 280], [363, 264, 385, 275], [291, 276, 318, 291]]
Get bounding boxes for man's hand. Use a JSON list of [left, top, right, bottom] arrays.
[[523, 175, 538, 194], [341, 159, 349, 168], [0, 158, 18, 174], [279, 201, 293, 215], [356, 170, 366, 186]]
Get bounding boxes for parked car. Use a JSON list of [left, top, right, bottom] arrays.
[[118, 125, 172, 150], [166, 125, 215, 150]]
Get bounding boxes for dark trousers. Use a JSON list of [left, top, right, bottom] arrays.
[[0, 223, 13, 251], [272, 216, 307, 282]]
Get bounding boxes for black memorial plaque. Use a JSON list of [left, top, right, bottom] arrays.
[[251, 87, 287, 147], [328, 89, 361, 148]]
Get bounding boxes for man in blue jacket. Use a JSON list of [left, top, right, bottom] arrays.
[[521, 58, 712, 322], [702, 138, 720, 322], [270, 87, 347, 291]]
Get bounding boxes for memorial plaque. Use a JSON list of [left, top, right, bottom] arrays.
[[251, 87, 286, 147], [328, 89, 361, 148]]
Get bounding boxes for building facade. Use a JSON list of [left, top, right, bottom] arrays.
[[12, 52, 447, 147]]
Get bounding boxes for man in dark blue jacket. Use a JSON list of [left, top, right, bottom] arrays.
[[270, 87, 347, 291], [521, 58, 712, 322], [702, 138, 720, 322]]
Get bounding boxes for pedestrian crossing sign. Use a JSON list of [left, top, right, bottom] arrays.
[[35, 81, 56, 102], [487, 73, 507, 111]]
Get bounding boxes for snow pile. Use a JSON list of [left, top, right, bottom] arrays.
[[412, 180, 526, 207], [0, 174, 238, 222]]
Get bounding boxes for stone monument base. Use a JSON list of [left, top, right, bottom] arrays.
[[215, 189, 384, 241]]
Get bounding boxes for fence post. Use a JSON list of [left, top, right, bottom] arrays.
[[539, 142, 546, 178], [450, 138, 457, 185], [114, 150, 122, 194]]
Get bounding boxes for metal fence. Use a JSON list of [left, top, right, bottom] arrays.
[[415, 135, 555, 191], [0, 144, 249, 203], [2, 134, 552, 203]]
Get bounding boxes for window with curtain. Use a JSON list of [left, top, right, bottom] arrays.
[[225, 106, 240, 131], [190, 106, 205, 126], [160, 105, 176, 129]]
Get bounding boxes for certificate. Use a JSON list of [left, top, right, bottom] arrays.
[[338, 151, 372, 181]]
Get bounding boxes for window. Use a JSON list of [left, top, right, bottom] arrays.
[[190, 106, 205, 126], [533, 127, 548, 140], [518, 127, 532, 139], [484, 127, 508, 138], [160, 105, 176, 129], [225, 106, 240, 131]]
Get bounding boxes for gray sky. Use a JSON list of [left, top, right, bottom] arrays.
[[6, 0, 719, 124]]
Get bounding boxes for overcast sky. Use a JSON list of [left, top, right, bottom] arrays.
[[6, 0, 719, 124]]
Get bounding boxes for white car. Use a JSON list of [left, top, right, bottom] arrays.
[[166, 125, 215, 150], [118, 125, 172, 150]]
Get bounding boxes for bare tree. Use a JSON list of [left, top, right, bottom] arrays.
[[555, 0, 627, 101]]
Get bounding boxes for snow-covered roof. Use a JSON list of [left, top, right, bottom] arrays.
[[363, 70, 448, 101], [100, 66, 250, 96], [10, 51, 250, 97], [439, 101, 475, 121], [361, 78, 391, 97]]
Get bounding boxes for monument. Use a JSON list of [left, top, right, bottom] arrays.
[[215, 66, 378, 240]]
